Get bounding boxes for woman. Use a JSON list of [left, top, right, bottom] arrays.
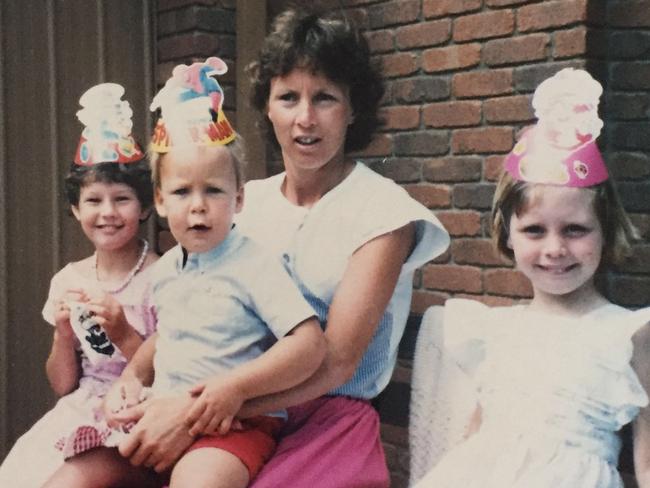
[[110, 8, 449, 487]]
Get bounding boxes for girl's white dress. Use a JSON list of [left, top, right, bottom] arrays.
[[0, 262, 156, 487], [415, 299, 650, 488]]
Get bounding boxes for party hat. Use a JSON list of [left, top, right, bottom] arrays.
[[149, 57, 236, 152], [74, 83, 144, 165], [504, 68, 608, 187]]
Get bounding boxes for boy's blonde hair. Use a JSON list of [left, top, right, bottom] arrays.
[[149, 134, 247, 189], [491, 171, 638, 268]]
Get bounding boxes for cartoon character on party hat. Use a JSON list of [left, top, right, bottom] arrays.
[[149, 56, 235, 152], [504, 68, 609, 187], [74, 83, 144, 165]]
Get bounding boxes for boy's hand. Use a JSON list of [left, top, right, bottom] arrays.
[[186, 378, 245, 436]]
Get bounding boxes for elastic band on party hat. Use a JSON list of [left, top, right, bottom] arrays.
[[74, 83, 144, 166], [504, 68, 608, 187], [149, 57, 236, 153]]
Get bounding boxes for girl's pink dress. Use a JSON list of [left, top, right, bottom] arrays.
[[0, 261, 157, 487]]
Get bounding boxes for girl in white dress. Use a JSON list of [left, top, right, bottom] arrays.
[[0, 83, 158, 487], [414, 68, 650, 488]]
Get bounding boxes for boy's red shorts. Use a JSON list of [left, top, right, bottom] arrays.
[[186, 416, 284, 479]]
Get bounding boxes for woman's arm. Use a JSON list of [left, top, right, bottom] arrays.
[[633, 322, 650, 487], [239, 222, 415, 417], [185, 317, 325, 435]]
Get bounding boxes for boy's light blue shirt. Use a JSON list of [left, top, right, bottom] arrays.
[[150, 228, 317, 415]]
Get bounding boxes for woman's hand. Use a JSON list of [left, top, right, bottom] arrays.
[[186, 378, 245, 436], [117, 395, 196, 473], [86, 293, 143, 359]]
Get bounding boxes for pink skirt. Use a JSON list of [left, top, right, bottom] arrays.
[[250, 396, 390, 488]]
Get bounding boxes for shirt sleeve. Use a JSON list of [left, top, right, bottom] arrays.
[[355, 180, 450, 274], [246, 253, 318, 340]]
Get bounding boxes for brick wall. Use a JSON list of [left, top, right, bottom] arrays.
[[153, 1, 650, 486]]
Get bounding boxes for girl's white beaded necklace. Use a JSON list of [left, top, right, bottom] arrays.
[[93, 239, 149, 294]]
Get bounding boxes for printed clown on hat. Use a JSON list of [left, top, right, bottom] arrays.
[[149, 56, 236, 152], [74, 83, 144, 165], [504, 68, 609, 188]]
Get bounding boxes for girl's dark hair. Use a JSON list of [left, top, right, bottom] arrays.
[[64, 159, 153, 208], [491, 171, 638, 269], [248, 8, 384, 153]]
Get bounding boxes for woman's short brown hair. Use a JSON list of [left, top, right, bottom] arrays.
[[248, 8, 384, 153], [491, 171, 638, 268]]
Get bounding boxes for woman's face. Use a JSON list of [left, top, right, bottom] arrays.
[[267, 68, 354, 173]]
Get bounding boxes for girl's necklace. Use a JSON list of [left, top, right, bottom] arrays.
[[93, 239, 149, 294]]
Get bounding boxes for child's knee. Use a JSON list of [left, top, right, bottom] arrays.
[[171, 447, 249, 488]]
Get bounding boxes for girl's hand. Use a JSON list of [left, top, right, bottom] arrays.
[[185, 378, 245, 436], [104, 376, 146, 428], [85, 293, 133, 345], [53, 289, 88, 341]]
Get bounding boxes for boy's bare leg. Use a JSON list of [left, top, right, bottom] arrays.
[[42, 446, 160, 488], [170, 447, 249, 488]]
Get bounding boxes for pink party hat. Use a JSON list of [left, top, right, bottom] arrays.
[[504, 68, 608, 187], [149, 57, 235, 152], [74, 83, 144, 165]]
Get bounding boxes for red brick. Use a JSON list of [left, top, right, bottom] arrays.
[[485, 155, 506, 181], [452, 184, 496, 210], [609, 152, 650, 180], [422, 44, 481, 73], [484, 268, 533, 297], [353, 133, 393, 157], [411, 290, 448, 315], [381, 52, 420, 78], [483, 34, 550, 66], [394, 131, 449, 156], [484, 95, 534, 123], [452, 127, 514, 154], [453, 10, 515, 42], [608, 275, 650, 307], [396, 20, 451, 49], [518, 0, 588, 33], [423, 101, 482, 128], [452, 238, 509, 266], [369, 0, 421, 28], [422, 264, 483, 293], [365, 30, 395, 54], [554, 27, 587, 58], [390, 77, 451, 104], [630, 213, 650, 240], [453, 70, 513, 98], [158, 0, 217, 12], [158, 32, 222, 60], [423, 0, 482, 18], [455, 294, 520, 306], [609, 0, 650, 27], [423, 157, 482, 182], [436, 210, 482, 237], [486, 0, 529, 6], [380, 106, 421, 130], [370, 157, 421, 182], [615, 244, 650, 274], [403, 184, 452, 208]]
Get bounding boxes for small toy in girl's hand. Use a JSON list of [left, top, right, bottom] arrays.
[[68, 301, 117, 364]]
